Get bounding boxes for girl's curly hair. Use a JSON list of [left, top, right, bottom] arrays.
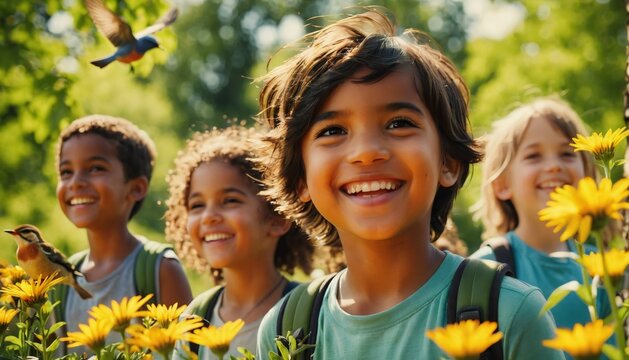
[[164, 125, 326, 284]]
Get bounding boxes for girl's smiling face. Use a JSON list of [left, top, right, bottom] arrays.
[[185, 160, 280, 270], [298, 66, 459, 244]]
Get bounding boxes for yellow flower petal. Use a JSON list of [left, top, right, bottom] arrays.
[[426, 320, 503, 358], [538, 177, 629, 243], [543, 320, 614, 357]]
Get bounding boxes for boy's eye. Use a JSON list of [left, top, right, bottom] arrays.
[[59, 168, 72, 177], [523, 152, 540, 160], [561, 151, 577, 158], [315, 125, 346, 138], [89, 165, 106, 173], [387, 117, 417, 129]]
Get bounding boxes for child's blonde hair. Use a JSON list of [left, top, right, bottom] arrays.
[[475, 97, 596, 239], [164, 125, 315, 284]]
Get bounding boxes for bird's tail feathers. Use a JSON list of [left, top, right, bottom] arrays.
[[90, 55, 116, 68], [72, 283, 92, 299]]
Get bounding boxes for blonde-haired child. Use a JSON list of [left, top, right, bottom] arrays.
[[471, 97, 610, 333]]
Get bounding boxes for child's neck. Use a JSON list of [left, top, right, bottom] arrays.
[[220, 264, 284, 322], [339, 237, 444, 315], [514, 220, 568, 254], [85, 225, 139, 261]]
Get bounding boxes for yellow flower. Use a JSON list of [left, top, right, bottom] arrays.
[[0, 307, 19, 332], [581, 248, 629, 278], [146, 302, 187, 328], [0, 265, 29, 286], [426, 320, 503, 359], [543, 320, 614, 357], [61, 317, 113, 353], [539, 177, 629, 243], [1, 274, 64, 306], [571, 127, 629, 161], [89, 294, 153, 332], [185, 319, 245, 359], [126, 317, 204, 356]]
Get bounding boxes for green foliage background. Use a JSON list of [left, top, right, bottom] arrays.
[[0, 0, 626, 295]]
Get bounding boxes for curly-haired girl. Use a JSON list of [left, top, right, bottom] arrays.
[[165, 125, 315, 359]]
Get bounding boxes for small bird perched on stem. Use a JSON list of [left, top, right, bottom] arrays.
[[86, 0, 179, 70], [4, 225, 92, 299]]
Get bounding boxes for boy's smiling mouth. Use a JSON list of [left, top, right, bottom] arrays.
[[342, 180, 401, 195], [69, 197, 96, 206]]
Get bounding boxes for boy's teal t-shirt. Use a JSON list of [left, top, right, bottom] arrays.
[[470, 231, 610, 330], [257, 252, 565, 360]]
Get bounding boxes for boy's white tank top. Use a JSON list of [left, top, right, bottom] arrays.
[[64, 244, 142, 356]]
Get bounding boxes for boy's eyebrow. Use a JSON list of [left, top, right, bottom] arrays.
[[313, 102, 425, 123], [386, 102, 425, 115], [58, 155, 112, 166]]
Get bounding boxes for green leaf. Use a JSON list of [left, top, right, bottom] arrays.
[[539, 280, 580, 316], [47, 321, 66, 334], [46, 338, 60, 352], [4, 335, 21, 347], [601, 344, 623, 360], [268, 352, 282, 360]]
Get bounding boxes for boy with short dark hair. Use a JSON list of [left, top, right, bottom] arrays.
[[54, 114, 192, 355]]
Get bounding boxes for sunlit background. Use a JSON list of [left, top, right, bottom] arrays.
[[1, 0, 625, 294]]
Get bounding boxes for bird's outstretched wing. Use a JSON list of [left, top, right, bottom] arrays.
[[85, 0, 135, 46], [134, 7, 179, 39], [39, 241, 79, 276]]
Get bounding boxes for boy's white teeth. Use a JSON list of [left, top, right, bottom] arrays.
[[345, 181, 398, 194], [70, 197, 95, 205], [203, 233, 232, 242]]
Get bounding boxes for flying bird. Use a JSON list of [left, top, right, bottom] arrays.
[[5, 224, 92, 299], [86, 0, 178, 69]]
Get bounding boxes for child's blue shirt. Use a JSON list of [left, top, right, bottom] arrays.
[[257, 252, 564, 359], [470, 231, 610, 331]]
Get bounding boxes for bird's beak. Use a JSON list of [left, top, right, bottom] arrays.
[[4, 229, 16, 235]]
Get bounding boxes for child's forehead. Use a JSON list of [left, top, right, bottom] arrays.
[[59, 133, 119, 160]]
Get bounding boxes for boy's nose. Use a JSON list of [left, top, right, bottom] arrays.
[[68, 171, 87, 189], [347, 133, 390, 165], [543, 157, 564, 172]]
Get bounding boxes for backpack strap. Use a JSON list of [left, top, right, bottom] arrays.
[[447, 258, 512, 360], [276, 273, 336, 359], [134, 238, 173, 305], [481, 236, 516, 277], [186, 286, 225, 356]]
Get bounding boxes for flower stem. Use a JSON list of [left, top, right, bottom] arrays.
[[575, 241, 597, 320], [593, 233, 627, 359], [37, 306, 49, 360]]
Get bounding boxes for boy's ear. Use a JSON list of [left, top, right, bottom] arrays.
[[128, 176, 149, 201], [268, 216, 292, 237], [492, 176, 512, 200], [438, 156, 460, 188], [297, 182, 311, 202]]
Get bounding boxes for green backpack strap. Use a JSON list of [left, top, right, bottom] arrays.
[[276, 273, 337, 360], [481, 236, 516, 277], [447, 258, 512, 360], [186, 285, 225, 356], [134, 238, 173, 305]]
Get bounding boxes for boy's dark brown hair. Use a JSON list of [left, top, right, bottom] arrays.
[[164, 126, 316, 283], [56, 114, 157, 220], [257, 9, 481, 246]]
